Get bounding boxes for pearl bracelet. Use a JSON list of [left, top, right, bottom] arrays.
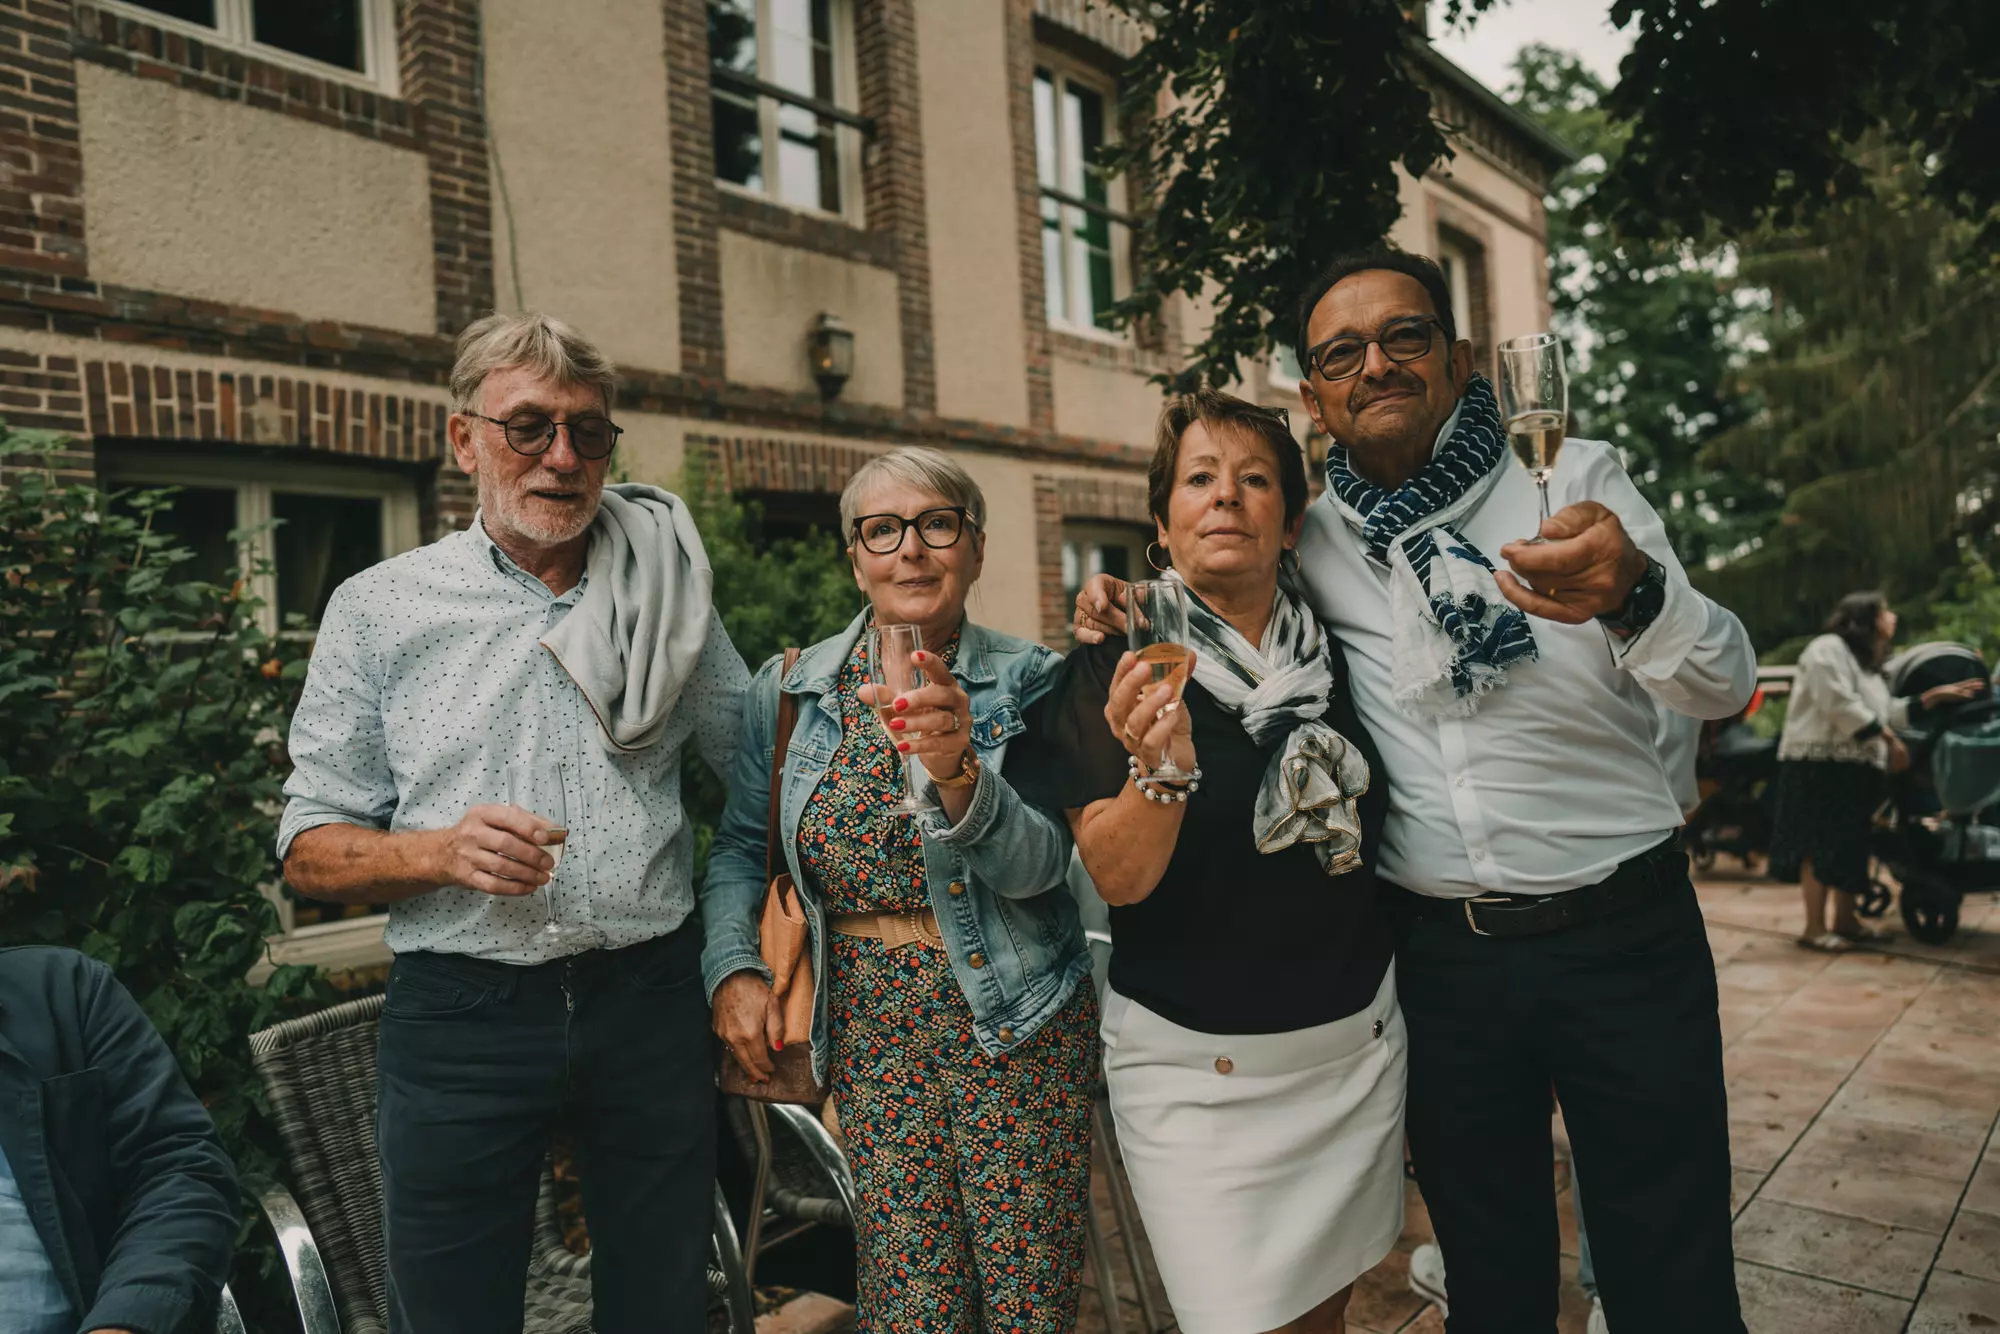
[[1127, 755, 1202, 803]]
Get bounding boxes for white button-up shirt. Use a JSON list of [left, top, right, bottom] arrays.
[[1296, 421, 1755, 899], [277, 520, 749, 962]]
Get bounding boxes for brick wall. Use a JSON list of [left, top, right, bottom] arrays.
[[689, 430, 875, 498], [1005, 0, 1055, 431], [854, 0, 934, 416], [0, 0, 86, 297], [663, 0, 725, 380], [398, 0, 493, 335]]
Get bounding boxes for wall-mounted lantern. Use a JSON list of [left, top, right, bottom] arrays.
[[807, 311, 855, 399]]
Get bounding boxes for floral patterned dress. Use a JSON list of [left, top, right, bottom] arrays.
[[797, 630, 1098, 1334]]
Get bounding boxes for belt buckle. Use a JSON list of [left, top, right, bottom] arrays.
[[1464, 894, 1511, 937]]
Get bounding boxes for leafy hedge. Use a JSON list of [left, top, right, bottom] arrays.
[[0, 429, 332, 1330]]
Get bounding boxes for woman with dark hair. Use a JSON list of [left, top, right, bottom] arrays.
[[1770, 591, 1974, 949], [1010, 389, 1401, 1334]]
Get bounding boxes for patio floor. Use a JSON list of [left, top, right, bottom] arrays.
[[1072, 868, 2000, 1334]]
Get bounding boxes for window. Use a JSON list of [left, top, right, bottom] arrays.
[[105, 0, 397, 91], [1062, 523, 1151, 621], [709, 0, 862, 219], [1437, 239, 1475, 346], [1035, 61, 1132, 335], [101, 455, 422, 638]]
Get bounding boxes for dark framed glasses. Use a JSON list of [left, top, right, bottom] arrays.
[[851, 506, 974, 556], [469, 411, 623, 460], [1304, 316, 1444, 382]]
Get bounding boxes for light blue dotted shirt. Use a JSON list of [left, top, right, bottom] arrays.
[[0, 1138, 71, 1334], [277, 519, 749, 964]]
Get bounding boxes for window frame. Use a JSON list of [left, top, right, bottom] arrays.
[[97, 0, 401, 96], [1034, 53, 1135, 342], [709, 0, 867, 226], [101, 454, 422, 639], [1061, 521, 1153, 612], [1437, 238, 1475, 347]]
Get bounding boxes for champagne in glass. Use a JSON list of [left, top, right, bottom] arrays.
[[869, 623, 938, 817], [505, 761, 600, 949], [1125, 580, 1194, 782], [1497, 332, 1570, 543]]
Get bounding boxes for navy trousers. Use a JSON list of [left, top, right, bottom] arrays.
[[1392, 863, 1746, 1334], [376, 926, 716, 1334]]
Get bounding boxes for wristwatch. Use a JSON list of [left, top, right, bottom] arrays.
[[931, 749, 981, 790], [1597, 554, 1668, 639]]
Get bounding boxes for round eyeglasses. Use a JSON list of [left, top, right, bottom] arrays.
[[1304, 316, 1445, 382], [469, 411, 623, 460], [851, 507, 974, 556]]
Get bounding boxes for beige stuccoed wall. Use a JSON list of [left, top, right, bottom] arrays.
[[1389, 164, 1435, 254], [915, 0, 1030, 428], [954, 452, 1042, 642], [1050, 354, 1161, 449], [482, 0, 680, 373], [75, 64, 434, 335], [719, 232, 905, 409], [612, 411, 690, 492]]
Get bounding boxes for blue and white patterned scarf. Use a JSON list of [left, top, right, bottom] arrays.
[[1168, 572, 1370, 875], [1326, 373, 1538, 719]]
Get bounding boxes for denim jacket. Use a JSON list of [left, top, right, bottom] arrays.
[[699, 611, 1090, 1080]]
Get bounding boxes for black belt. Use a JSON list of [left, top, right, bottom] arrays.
[[1392, 835, 1686, 938]]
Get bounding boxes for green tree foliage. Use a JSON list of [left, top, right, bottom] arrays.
[[1591, 0, 2000, 248], [1110, 1, 1998, 386], [1925, 551, 2000, 666], [0, 429, 333, 1323], [1695, 146, 2000, 649], [676, 455, 865, 875], [1101, 0, 1455, 391], [1506, 44, 1776, 571]]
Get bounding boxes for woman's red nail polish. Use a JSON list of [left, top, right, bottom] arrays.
[[897, 741, 911, 753], [889, 718, 906, 730], [774, 1040, 784, 1051], [895, 698, 909, 711]]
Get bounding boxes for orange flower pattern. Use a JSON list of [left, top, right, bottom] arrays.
[[800, 635, 1098, 1334]]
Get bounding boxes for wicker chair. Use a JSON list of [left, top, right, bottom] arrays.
[[247, 994, 755, 1334]]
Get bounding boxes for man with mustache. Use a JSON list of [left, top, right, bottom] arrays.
[[279, 313, 749, 1334], [1076, 249, 1752, 1334]]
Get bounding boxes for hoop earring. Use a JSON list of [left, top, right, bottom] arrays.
[[1280, 548, 1302, 580], [1147, 541, 1171, 572]]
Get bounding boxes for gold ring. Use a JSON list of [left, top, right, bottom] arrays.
[[948, 712, 961, 733], [1121, 727, 1140, 746]]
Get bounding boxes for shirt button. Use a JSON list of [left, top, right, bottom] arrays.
[[1372, 1019, 1385, 1039], [948, 880, 966, 896], [968, 953, 986, 969], [998, 1027, 1015, 1043], [1452, 774, 1468, 789], [1214, 1056, 1234, 1074], [1472, 848, 1489, 861]]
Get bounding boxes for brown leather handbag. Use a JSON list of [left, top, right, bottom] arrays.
[[717, 649, 826, 1104]]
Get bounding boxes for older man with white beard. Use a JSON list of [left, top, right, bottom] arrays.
[[278, 313, 749, 1334]]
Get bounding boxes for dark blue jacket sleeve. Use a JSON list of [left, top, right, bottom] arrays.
[[75, 959, 239, 1334]]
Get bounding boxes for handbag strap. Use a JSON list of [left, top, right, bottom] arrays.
[[765, 647, 802, 896]]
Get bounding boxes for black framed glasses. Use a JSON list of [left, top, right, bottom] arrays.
[[851, 506, 974, 555], [469, 411, 623, 460], [1303, 316, 1445, 382]]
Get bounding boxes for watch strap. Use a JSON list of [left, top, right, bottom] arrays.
[[1598, 555, 1668, 637]]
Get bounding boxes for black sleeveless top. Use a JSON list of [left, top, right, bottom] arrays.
[[1008, 637, 1394, 1035]]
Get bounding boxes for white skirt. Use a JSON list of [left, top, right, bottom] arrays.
[[1101, 967, 1408, 1334]]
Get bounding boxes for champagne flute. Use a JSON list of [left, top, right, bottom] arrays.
[[869, 623, 939, 817], [1498, 332, 1570, 543], [1125, 580, 1194, 782], [505, 761, 601, 948]]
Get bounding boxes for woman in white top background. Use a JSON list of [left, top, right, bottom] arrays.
[[1770, 591, 1982, 950]]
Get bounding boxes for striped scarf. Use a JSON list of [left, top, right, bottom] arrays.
[[1170, 573, 1371, 875], [1326, 373, 1538, 719]]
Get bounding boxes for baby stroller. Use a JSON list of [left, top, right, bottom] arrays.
[[1869, 642, 2000, 943], [1686, 690, 1779, 872]]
